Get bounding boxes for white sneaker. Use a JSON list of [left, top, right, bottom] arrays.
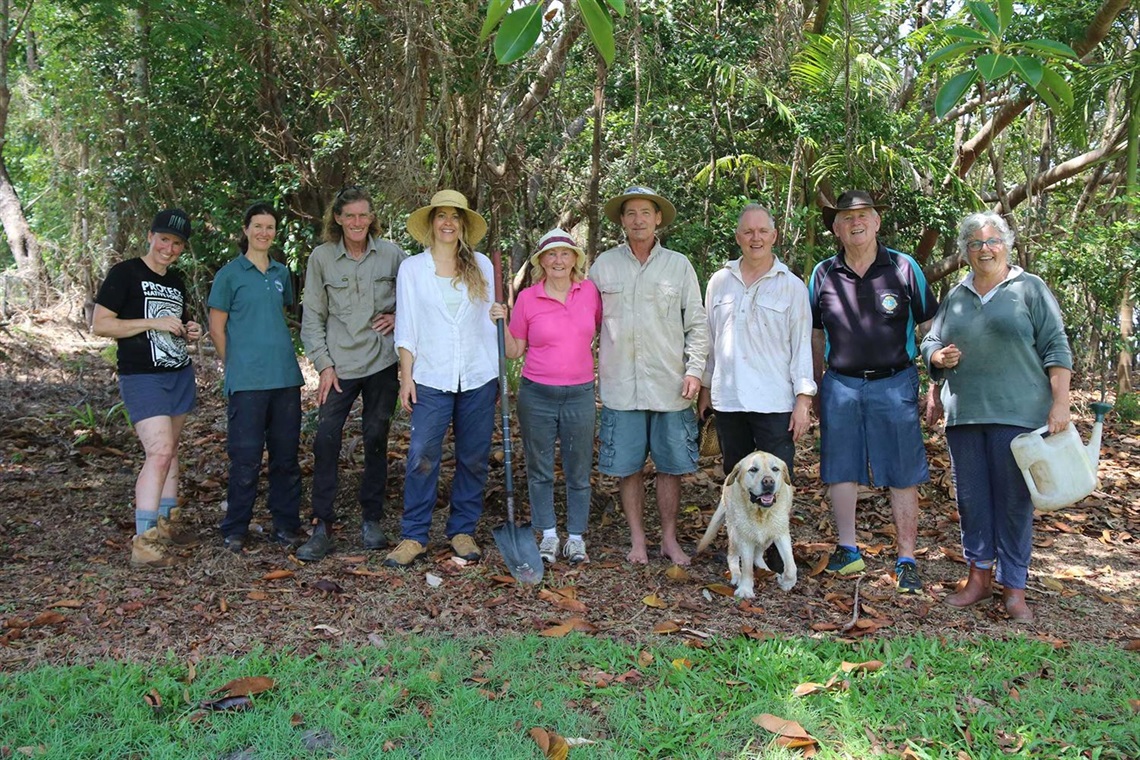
[[538, 535, 560, 564], [562, 537, 588, 564]]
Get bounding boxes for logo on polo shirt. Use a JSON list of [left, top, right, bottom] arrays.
[[879, 293, 899, 315], [275, 279, 284, 293]]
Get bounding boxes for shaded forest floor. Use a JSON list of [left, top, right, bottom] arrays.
[[1, 316, 1138, 668]]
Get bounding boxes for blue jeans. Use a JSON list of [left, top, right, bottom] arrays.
[[946, 424, 1035, 589], [220, 386, 302, 537], [400, 380, 497, 544], [516, 378, 596, 535], [309, 364, 400, 523]]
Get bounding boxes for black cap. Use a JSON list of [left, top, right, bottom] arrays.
[[151, 208, 193, 241]]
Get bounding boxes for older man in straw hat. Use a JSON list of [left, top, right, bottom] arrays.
[[296, 186, 407, 562], [590, 186, 708, 566], [808, 189, 938, 594]]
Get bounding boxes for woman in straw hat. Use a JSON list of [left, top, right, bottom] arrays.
[[490, 229, 601, 564], [386, 190, 498, 567]]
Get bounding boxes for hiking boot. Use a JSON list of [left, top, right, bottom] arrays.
[[895, 560, 922, 594], [450, 533, 481, 562], [223, 534, 245, 554], [361, 520, 389, 551], [296, 521, 333, 562], [272, 526, 308, 549], [384, 539, 427, 568], [538, 535, 560, 564], [562, 537, 588, 564], [154, 507, 199, 547], [131, 528, 177, 568], [825, 546, 865, 575]]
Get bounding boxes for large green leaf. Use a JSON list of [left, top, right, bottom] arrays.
[[995, 0, 1013, 35], [925, 40, 981, 68], [578, 0, 615, 65], [604, 0, 627, 16], [944, 25, 991, 43], [935, 69, 978, 118], [480, 0, 513, 41], [977, 53, 1015, 82], [493, 4, 545, 65], [966, 0, 1001, 39], [1038, 64, 1074, 108], [1018, 38, 1080, 60], [1013, 56, 1044, 87]]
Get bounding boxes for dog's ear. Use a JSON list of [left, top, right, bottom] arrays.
[[725, 459, 742, 489]]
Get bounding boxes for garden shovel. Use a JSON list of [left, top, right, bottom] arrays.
[[490, 250, 544, 585]]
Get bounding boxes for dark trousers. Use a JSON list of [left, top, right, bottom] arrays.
[[309, 364, 400, 524], [715, 410, 796, 481], [220, 386, 302, 537]]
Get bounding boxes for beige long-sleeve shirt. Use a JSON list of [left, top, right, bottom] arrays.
[[590, 241, 708, 412], [300, 236, 407, 379]]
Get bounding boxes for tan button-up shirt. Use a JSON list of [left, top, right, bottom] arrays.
[[590, 241, 708, 412], [301, 236, 407, 380]]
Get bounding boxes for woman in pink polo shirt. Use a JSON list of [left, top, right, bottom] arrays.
[[491, 229, 601, 563]]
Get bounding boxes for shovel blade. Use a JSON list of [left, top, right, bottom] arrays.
[[492, 521, 544, 585]]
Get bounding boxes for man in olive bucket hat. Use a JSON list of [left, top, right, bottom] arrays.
[[590, 186, 708, 566], [808, 190, 939, 594]]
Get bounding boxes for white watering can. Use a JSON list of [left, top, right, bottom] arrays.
[[1010, 402, 1112, 512]]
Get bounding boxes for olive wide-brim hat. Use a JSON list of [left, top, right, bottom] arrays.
[[820, 189, 889, 233], [602, 185, 677, 228], [406, 189, 488, 248]]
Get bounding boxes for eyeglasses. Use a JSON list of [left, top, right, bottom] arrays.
[[966, 237, 1004, 252]]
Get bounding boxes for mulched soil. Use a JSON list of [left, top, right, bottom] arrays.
[[2, 316, 1139, 668]]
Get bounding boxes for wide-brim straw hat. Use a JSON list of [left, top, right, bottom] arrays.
[[602, 185, 677, 228], [821, 189, 889, 233], [528, 228, 587, 278], [406, 189, 488, 248]]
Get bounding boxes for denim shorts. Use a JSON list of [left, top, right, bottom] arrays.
[[598, 407, 698, 477], [819, 365, 928, 488], [118, 365, 197, 424]]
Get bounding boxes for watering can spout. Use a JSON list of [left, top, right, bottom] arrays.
[[1086, 402, 1113, 475]]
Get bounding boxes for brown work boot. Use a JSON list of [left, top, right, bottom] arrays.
[[155, 507, 199, 547], [383, 539, 427, 568], [131, 528, 178, 568], [945, 562, 993, 608], [450, 533, 482, 562], [1002, 587, 1034, 622]]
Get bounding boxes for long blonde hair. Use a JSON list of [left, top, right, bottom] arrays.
[[428, 208, 489, 303]]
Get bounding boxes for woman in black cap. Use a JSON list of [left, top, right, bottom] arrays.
[[93, 209, 201, 568]]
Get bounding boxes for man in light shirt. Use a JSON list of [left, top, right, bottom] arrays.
[[590, 186, 708, 566]]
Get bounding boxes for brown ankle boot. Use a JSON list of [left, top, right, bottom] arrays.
[[131, 527, 178, 568], [155, 507, 199, 547], [1002, 587, 1034, 622], [945, 562, 993, 608]]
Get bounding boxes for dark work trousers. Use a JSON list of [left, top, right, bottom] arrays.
[[309, 364, 400, 524], [715, 410, 796, 481]]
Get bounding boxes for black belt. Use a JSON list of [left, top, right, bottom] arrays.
[[833, 363, 912, 380]]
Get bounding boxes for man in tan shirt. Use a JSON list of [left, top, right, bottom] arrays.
[[590, 186, 708, 565]]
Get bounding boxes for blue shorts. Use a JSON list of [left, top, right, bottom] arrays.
[[819, 365, 928, 488], [118, 365, 197, 424], [598, 407, 698, 477]]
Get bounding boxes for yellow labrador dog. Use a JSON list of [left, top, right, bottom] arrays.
[[697, 451, 796, 598]]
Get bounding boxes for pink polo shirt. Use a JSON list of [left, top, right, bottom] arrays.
[[509, 279, 601, 385]]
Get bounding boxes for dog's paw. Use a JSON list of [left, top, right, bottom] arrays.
[[777, 574, 796, 592], [734, 585, 756, 599]]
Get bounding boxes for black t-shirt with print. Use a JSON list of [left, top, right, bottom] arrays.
[[95, 258, 192, 375]]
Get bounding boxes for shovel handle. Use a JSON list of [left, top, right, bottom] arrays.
[[492, 250, 504, 303]]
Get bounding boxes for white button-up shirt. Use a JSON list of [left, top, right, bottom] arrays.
[[394, 251, 498, 393], [590, 241, 708, 412], [702, 257, 816, 413]]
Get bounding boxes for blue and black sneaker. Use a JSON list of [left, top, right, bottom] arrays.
[[825, 545, 865, 575]]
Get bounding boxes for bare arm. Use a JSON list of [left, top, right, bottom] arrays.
[[208, 308, 228, 363], [489, 303, 527, 359], [398, 347, 417, 413], [93, 303, 184, 340], [1046, 366, 1072, 434]]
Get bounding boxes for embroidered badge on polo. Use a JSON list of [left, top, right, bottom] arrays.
[[880, 293, 899, 315], [275, 279, 284, 293]]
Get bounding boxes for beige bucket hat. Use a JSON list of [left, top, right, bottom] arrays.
[[406, 189, 488, 247]]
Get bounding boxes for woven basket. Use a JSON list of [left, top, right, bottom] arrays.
[[699, 413, 721, 458]]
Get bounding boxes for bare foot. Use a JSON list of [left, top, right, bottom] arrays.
[[627, 546, 649, 564], [660, 541, 691, 567]]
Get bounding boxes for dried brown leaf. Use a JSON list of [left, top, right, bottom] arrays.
[[529, 727, 569, 760], [840, 660, 884, 673], [753, 713, 815, 740], [261, 569, 294, 581], [1123, 640, 1140, 651], [705, 583, 736, 597], [653, 621, 681, 634], [665, 565, 691, 582], [210, 676, 275, 697], [49, 599, 83, 609], [642, 594, 667, 609]]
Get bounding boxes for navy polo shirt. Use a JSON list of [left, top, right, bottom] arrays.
[[808, 243, 938, 372], [207, 255, 304, 395]]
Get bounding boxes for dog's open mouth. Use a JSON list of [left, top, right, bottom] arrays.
[[749, 490, 777, 507]]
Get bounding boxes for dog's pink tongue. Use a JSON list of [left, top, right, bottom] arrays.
[[761, 493, 775, 506]]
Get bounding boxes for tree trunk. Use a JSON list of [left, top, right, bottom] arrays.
[[1118, 53, 1139, 396], [586, 56, 605, 262]]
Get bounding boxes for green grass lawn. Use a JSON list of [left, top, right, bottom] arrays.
[[2, 634, 1137, 759]]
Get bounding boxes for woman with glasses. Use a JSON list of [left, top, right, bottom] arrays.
[[921, 211, 1072, 622], [296, 186, 407, 561], [385, 190, 498, 567]]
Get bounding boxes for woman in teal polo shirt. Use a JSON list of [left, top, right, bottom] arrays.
[[208, 202, 306, 553]]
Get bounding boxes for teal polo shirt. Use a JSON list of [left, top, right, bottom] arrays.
[[207, 255, 304, 396]]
